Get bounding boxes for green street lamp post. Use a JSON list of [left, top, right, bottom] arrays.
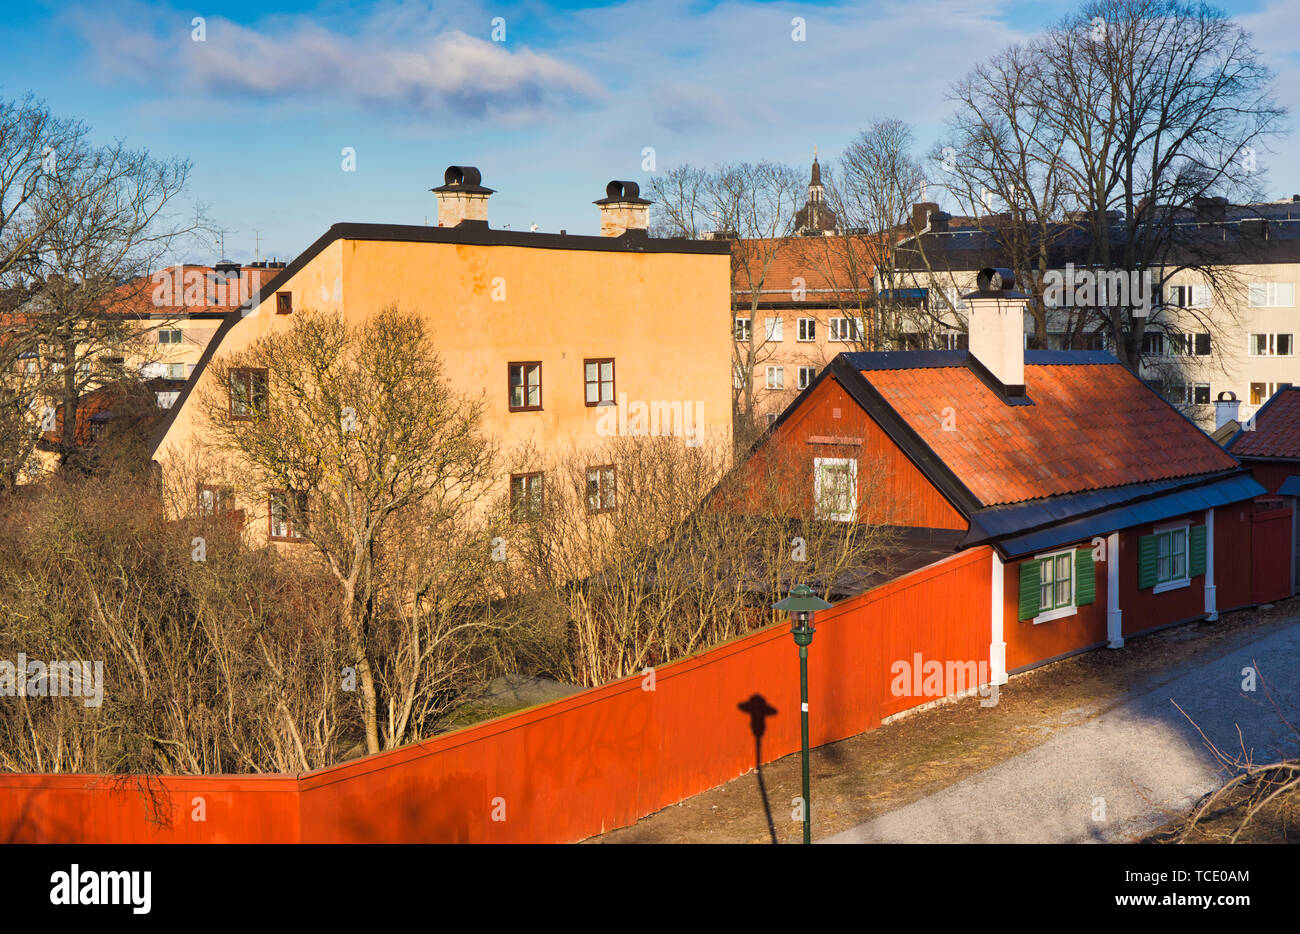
[[771, 583, 833, 844]]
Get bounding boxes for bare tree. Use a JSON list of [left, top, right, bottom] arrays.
[[198, 306, 503, 756], [648, 162, 804, 447], [21, 136, 200, 470], [935, 0, 1286, 368]]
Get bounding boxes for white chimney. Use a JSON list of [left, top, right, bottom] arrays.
[[594, 180, 650, 237], [1214, 391, 1240, 430], [431, 165, 494, 228], [964, 267, 1026, 397]]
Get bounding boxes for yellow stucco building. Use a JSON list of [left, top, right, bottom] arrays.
[[149, 169, 733, 537]]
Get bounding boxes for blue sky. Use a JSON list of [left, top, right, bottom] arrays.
[[2, 0, 1296, 265]]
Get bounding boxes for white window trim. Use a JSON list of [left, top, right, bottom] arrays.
[[734, 317, 752, 342], [1152, 521, 1191, 594], [1031, 546, 1078, 625], [765, 365, 784, 390], [813, 457, 857, 522], [796, 317, 816, 342], [798, 366, 816, 390], [764, 317, 783, 342]]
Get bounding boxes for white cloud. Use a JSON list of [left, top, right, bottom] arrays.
[[70, 3, 604, 123]]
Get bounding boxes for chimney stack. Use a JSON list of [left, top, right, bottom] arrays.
[[432, 165, 494, 228], [963, 267, 1027, 402], [1214, 391, 1240, 431], [595, 180, 651, 237], [912, 201, 940, 232]]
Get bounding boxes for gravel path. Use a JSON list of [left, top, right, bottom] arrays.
[[823, 619, 1300, 843]]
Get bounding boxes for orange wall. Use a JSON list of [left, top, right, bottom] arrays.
[[0, 548, 993, 844]]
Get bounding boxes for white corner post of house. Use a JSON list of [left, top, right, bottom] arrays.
[[1106, 532, 1123, 649], [1204, 508, 1218, 621], [990, 549, 1008, 685]]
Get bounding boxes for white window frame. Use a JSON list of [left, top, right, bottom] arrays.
[[733, 365, 746, 390], [1032, 547, 1078, 625], [1249, 333, 1293, 357], [813, 457, 857, 522], [157, 328, 183, 345], [797, 365, 817, 390], [764, 317, 784, 342], [765, 365, 784, 390], [797, 317, 816, 342], [1248, 282, 1295, 308], [1152, 521, 1191, 594], [734, 317, 752, 342]]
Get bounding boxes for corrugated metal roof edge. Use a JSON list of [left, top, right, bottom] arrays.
[[965, 471, 1265, 558]]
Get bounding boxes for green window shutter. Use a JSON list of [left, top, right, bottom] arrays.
[[1018, 560, 1041, 621], [1138, 534, 1158, 589], [1075, 548, 1096, 606], [1189, 524, 1207, 577]]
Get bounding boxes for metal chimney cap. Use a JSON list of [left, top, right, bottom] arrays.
[[431, 165, 495, 194], [594, 179, 651, 205]]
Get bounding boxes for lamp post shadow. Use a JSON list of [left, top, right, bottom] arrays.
[[739, 693, 779, 844]]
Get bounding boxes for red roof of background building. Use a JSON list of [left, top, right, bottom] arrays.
[[731, 237, 880, 304], [862, 361, 1238, 507], [1228, 387, 1300, 460]]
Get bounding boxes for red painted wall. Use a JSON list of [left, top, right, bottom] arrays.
[[0, 548, 993, 844], [1001, 545, 1109, 673], [1244, 461, 1299, 496], [1001, 504, 1258, 671]]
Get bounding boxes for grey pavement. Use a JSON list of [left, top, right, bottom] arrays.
[[823, 619, 1300, 843]]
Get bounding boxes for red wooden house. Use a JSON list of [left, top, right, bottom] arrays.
[[1224, 386, 1300, 598], [739, 268, 1272, 683]]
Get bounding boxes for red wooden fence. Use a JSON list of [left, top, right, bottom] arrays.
[[0, 547, 993, 843]]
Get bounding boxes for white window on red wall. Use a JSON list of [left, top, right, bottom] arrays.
[[813, 457, 857, 522]]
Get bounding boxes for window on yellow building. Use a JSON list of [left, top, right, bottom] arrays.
[[584, 358, 615, 406], [586, 465, 616, 514], [508, 362, 542, 411], [229, 368, 268, 419]]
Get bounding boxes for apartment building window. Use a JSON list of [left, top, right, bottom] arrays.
[[829, 317, 863, 342], [197, 484, 234, 517], [1249, 333, 1293, 357], [1165, 284, 1211, 307], [508, 362, 542, 411], [797, 318, 816, 342], [765, 365, 785, 390], [798, 366, 817, 390], [733, 365, 746, 390], [1171, 383, 1211, 405], [276, 291, 293, 315], [586, 465, 616, 514], [163, 362, 188, 379], [764, 317, 783, 342], [1251, 381, 1292, 405], [1169, 333, 1211, 356], [156, 391, 180, 409], [939, 332, 968, 350], [268, 490, 308, 541], [766, 413, 778, 427], [813, 457, 857, 522], [584, 358, 615, 406], [157, 328, 183, 344], [229, 367, 268, 419], [1248, 282, 1295, 307], [1142, 332, 1166, 355], [734, 317, 752, 342], [509, 472, 544, 521]]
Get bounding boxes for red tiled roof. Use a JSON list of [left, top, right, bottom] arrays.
[[104, 265, 281, 316], [862, 362, 1238, 506], [1229, 387, 1300, 459]]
